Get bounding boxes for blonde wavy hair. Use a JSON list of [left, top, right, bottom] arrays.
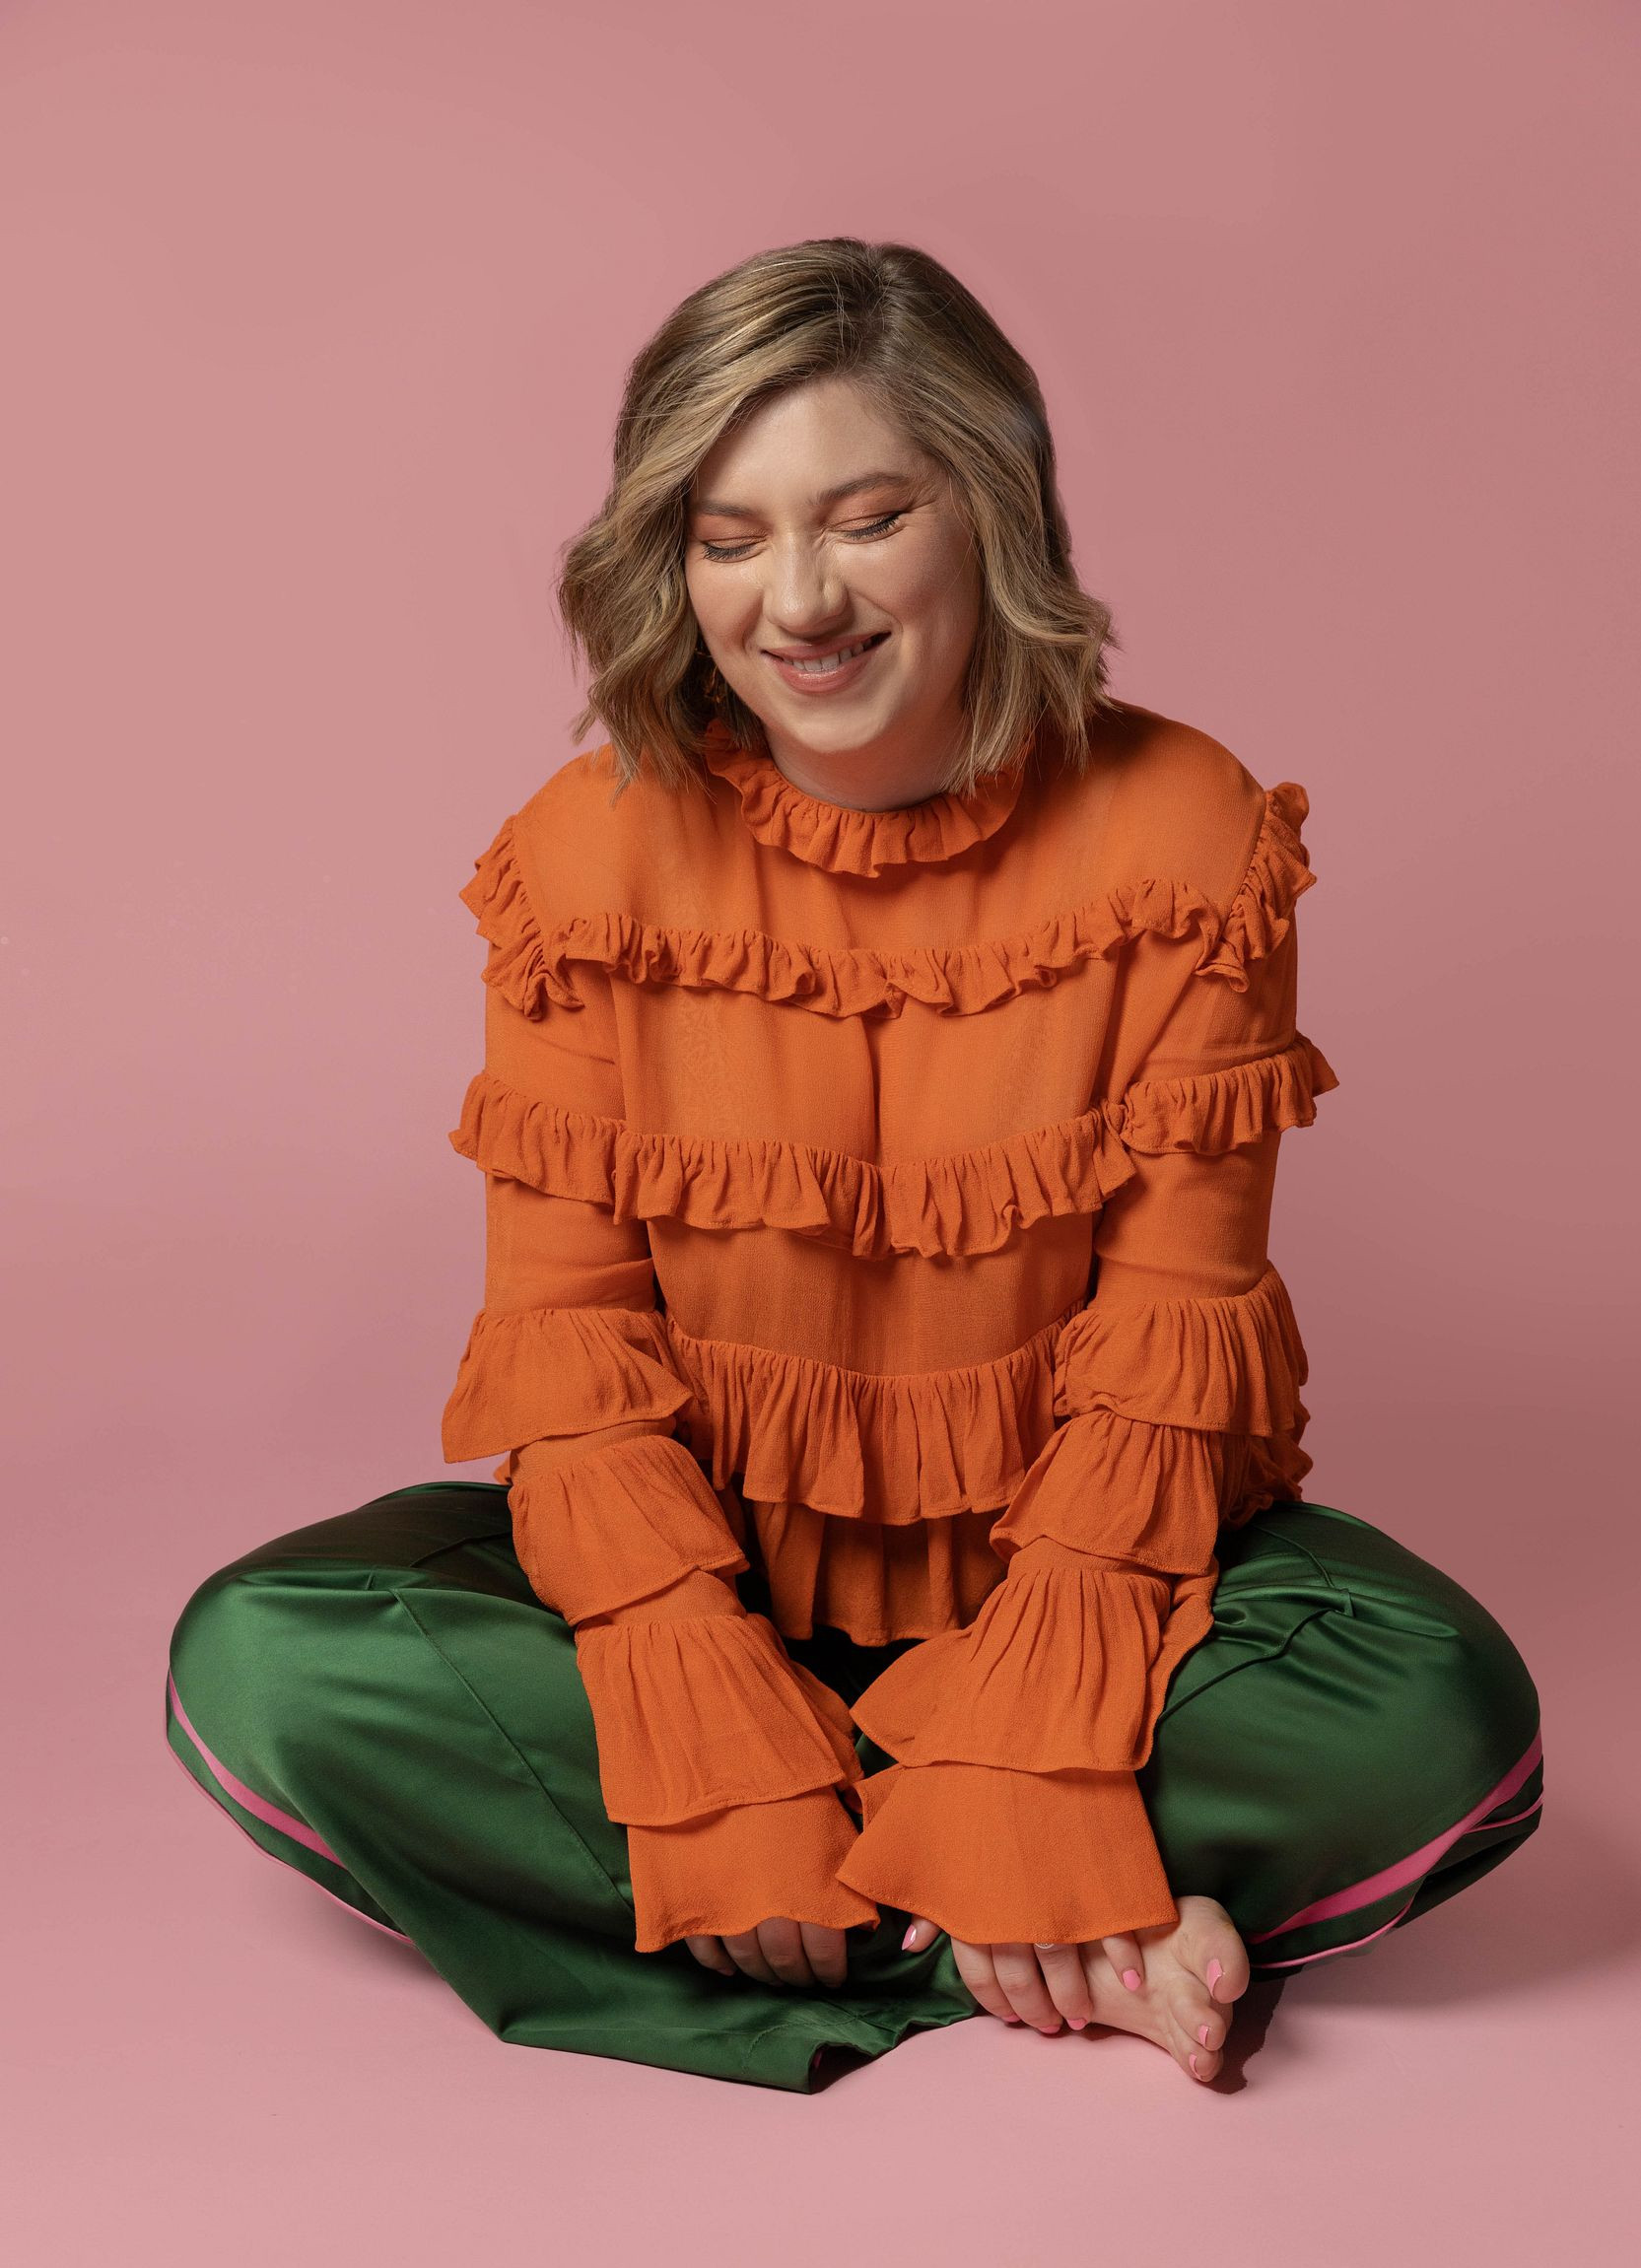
[[558, 235, 1122, 798]]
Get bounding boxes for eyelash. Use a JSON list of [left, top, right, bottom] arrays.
[[698, 511, 906, 563]]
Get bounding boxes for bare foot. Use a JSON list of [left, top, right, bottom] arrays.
[[1077, 1893, 1251, 2083]]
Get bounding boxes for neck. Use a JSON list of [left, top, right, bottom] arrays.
[[761, 711, 969, 812]]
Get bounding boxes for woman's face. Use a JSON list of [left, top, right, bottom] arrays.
[[684, 375, 984, 794]]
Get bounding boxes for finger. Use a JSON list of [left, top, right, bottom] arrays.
[[755, 1918, 815, 1988], [950, 1937, 1020, 2026], [1100, 1931, 1147, 1994], [992, 1943, 1061, 2031], [719, 1929, 780, 1984], [800, 1922, 848, 1989], [901, 1915, 942, 1954], [1031, 1942, 1095, 2028], [684, 1934, 737, 1976]]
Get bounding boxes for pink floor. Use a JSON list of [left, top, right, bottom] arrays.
[[15, 1431, 1634, 2268]]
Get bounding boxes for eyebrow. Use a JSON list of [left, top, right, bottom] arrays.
[[690, 470, 912, 518]]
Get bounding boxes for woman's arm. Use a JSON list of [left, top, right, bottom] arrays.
[[442, 805, 878, 1959], [835, 776, 1336, 1955]]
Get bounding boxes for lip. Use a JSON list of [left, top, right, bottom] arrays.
[[763, 630, 889, 695]]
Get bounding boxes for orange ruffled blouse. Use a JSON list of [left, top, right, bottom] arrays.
[[440, 700, 1339, 1955]]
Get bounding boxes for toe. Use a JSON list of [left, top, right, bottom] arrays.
[[1159, 1970, 1227, 2076], [1164, 1972, 1229, 2058], [1178, 1894, 1252, 2008]]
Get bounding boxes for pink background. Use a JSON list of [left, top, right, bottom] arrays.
[[5, 1, 1635, 2260]]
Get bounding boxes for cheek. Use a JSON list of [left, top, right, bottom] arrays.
[[684, 564, 714, 632], [877, 542, 981, 650], [687, 566, 757, 648]]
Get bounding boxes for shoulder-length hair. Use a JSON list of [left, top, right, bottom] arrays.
[[557, 235, 1122, 797]]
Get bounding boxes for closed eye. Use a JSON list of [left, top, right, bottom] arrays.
[[699, 511, 907, 563]]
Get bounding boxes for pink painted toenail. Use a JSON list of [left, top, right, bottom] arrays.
[[1198, 2023, 1211, 2046], [1206, 1958, 1224, 1998], [1190, 2052, 1203, 2079], [1123, 1968, 1142, 1991], [1068, 2018, 1087, 2029]]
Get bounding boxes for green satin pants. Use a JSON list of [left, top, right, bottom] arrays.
[[164, 1483, 1543, 2091]]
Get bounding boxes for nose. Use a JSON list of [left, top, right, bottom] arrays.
[[760, 532, 854, 645]]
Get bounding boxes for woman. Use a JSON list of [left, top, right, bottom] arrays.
[[164, 237, 1543, 2094]]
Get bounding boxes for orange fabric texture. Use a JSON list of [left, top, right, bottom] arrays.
[[440, 702, 1339, 1953]]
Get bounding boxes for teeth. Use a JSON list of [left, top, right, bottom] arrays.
[[779, 635, 878, 675]]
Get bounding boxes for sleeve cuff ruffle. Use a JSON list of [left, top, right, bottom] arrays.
[[509, 1432, 748, 1623], [441, 1302, 693, 1462], [1054, 1261, 1308, 1435], [575, 1611, 865, 1825], [988, 1409, 1238, 1568], [835, 1760, 1179, 1948], [625, 1788, 880, 1954], [850, 1536, 1216, 1777]]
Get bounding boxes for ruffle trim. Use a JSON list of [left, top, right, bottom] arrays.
[[444, 1279, 1314, 1533], [1195, 780, 1318, 990], [457, 811, 563, 1015], [625, 1791, 879, 1954], [988, 1412, 1241, 1573], [442, 1293, 1077, 1513], [507, 1432, 748, 1624], [1235, 1429, 1314, 1523], [1114, 1032, 1340, 1155], [699, 718, 1033, 877], [835, 1759, 1179, 1948], [441, 1303, 691, 1464], [449, 1066, 1138, 1260], [457, 781, 1320, 1021], [666, 1302, 1081, 1524], [1054, 1263, 1309, 1435], [573, 1611, 863, 1825], [849, 1537, 1217, 1776]]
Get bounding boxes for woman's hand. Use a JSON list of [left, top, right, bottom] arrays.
[[899, 1914, 1150, 2029], [685, 1920, 850, 1988]]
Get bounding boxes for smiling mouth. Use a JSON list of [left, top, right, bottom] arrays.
[[766, 632, 889, 675]]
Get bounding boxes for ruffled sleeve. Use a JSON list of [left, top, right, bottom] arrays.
[[837, 777, 1339, 1947], [443, 808, 877, 1953]]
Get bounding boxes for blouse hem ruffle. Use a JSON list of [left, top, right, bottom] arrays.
[[444, 1271, 1315, 1535]]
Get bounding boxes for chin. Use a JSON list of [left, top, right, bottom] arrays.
[[777, 699, 903, 750]]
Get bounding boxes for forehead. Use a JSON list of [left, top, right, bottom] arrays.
[[691, 376, 928, 504]]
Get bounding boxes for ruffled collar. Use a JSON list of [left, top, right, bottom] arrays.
[[701, 717, 1035, 877]]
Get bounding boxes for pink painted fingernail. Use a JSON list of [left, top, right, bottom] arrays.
[[1123, 1967, 1142, 1992], [1206, 1958, 1224, 1997], [1198, 2023, 1211, 2046], [1190, 2052, 1203, 2079], [901, 1925, 918, 1950]]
